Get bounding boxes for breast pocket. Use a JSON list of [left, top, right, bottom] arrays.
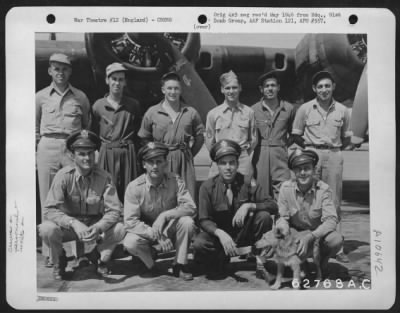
[[213, 202, 230, 222], [63, 103, 82, 129], [64, 102, 82, 117], [235, 119, 249, 140], [275, 116, 289, 128], [66, 195, 82, 215], [328, 118, 343, 128], [152, 121, 169, 141], [215, 117, 231, 140], [305, 118, 320, 127], [255, 119, 269, 138], [326, 117, 344, 139], [305, 118, 321, 134], [87, 191, 102, 215], [41, 103, 57, 125], [215, 117, 230, 132]]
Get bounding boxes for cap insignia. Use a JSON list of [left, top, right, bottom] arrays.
[[220, 140, 228, 148], [295, 148, 302, 156]]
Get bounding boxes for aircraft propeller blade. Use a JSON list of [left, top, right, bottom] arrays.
[[350, 63, 368, 145]]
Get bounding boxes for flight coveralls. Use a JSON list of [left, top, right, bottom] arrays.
[[251, 99, 296, 200], [92, 95, 142, 202], [138, 102, 204, 199]]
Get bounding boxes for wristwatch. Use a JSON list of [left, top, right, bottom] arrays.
[[68, 219, 75, 229]]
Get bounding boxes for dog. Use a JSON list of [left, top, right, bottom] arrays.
[[254, 219, 322, 290]]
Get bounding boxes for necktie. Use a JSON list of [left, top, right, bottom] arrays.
[[226, 184, 233, 207]]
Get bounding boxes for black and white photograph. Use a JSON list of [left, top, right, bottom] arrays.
[[6, 7, 396, 310]]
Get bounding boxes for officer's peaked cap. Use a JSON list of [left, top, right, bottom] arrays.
[[210, 139, 241, 162], [138, 142, 169, 161], [66, 130, 101, 152], [288, 148, 319, 169]]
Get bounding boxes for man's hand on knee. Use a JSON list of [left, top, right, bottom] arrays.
[[71, 220, 90, 240], [232, 203, 252, 228], [215, 229, 237, 257], [296, 232, 315, 258], [157, 237, 174, 253], [152, 213, 167, 240], [83, 225, 101, 242]]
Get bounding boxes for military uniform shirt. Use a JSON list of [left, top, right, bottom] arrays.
[[292, 99, 352, 148], [44, 165, 122, 232], [199, 173, 278, 236], [278, 179, 338, 238], [36, 83, 91, 140], [124, 172, 196, 240], [205, 102, 257, 152]]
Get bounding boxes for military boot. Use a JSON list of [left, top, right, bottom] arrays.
[[53, 250, 67, 280]]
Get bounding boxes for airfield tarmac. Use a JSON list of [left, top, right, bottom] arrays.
[[37, 145, 370, 292]]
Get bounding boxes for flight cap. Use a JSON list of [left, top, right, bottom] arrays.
[[49, 53, 72, 66]]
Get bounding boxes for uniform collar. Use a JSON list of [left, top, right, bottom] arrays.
[[104, 94, 126, 111], [145, 173, 168, 190], [156, 101, 188, 115], [221, 101, 244, 113], [49, 82, 73, 96], [74, 167, 94, 182], [261, 98, 285, 112], [312, 98, 337, 112], [294, 179, 319, 194], [216, 172, 242, 189]]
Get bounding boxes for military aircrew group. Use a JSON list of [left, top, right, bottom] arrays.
[[36, 52, 353, 283]]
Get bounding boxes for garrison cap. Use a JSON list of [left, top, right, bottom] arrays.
[[220, 70, 239, 86], [138, 142, 169, 161], [66, 130, 101, 152], [106, 62, 128, 77], [288, 148, 319, 170], [161, 71, 181, 83], [312, 70, 335, 86], [210, 139, 241, 162], [257, 70, 281, 86], [49, 53, 72, 66]]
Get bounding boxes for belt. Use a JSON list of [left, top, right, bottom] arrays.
[[259, 139, 285, 147], [42, 133, 69, 139], [166, 142, 188, 151], [307, 144, 339, 150], [102, 140, 134, 149]]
